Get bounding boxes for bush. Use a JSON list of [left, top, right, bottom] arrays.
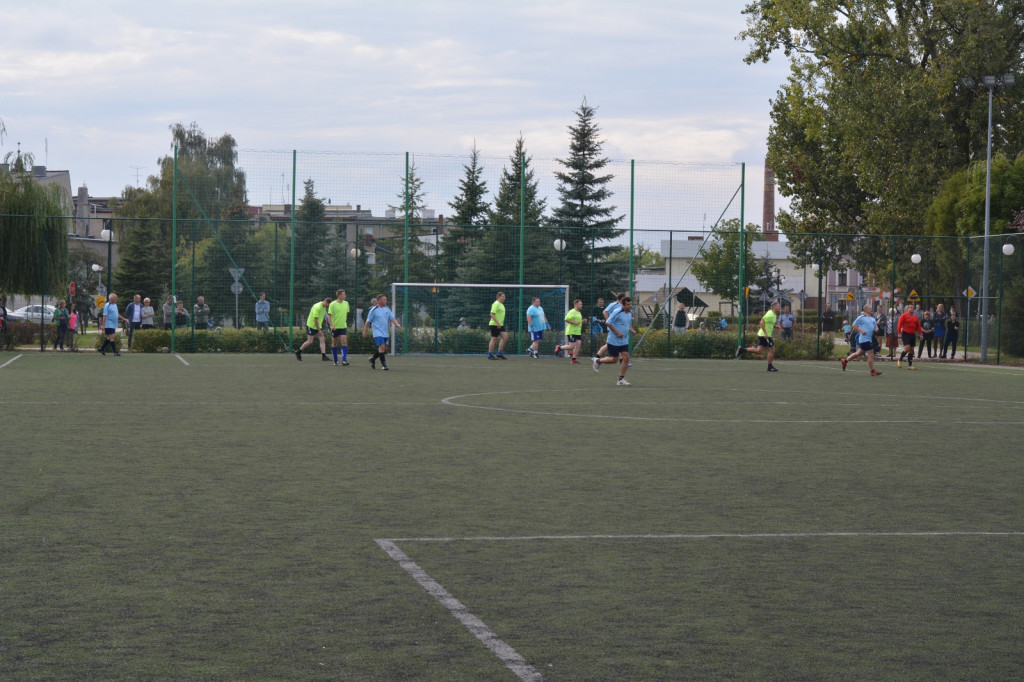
[[2, 321, 54, 349]]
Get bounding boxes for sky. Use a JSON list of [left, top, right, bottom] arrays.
[[0, 0, 791, 227]]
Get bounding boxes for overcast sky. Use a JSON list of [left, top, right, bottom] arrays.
[[0, 0, 789, 224]]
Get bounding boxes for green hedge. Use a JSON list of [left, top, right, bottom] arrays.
[[634, 328, 836, 360]]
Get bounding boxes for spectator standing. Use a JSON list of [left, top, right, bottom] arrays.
[[943, 311, 960, 359], [457, 317, 469, 330], [821, 303, 836, 333], [255, 292, 271, 332], [590, 298, 606, 335], [918, 311, 935, 358], [778, 305, 795, 340], [163, 295, 174, 330], [193, 296, 211, 330], [174, 301, 190, 328], [123, 294, 143, 349], [672, 303, 688, 333], [68, 304, 78, 351], [932, 304, 948, 357], [52, 300, 70, 351], [140, 298, 155, 329], [0, 296, 7, 335]]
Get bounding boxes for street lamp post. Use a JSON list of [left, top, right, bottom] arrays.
[[961, 73, 1016, 362], [996, 241, 1016, 364], [911, 250, 929, 307], [100, 227, 113, 295], [771, 267, 786, 304]]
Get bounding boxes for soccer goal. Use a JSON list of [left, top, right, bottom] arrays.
[[389, 283, 570, 355]]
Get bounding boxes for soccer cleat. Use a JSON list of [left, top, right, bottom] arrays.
[[341, 361, 349, 366], [113, 351, 121, 356], [616, 378, 630, 386], [871, 370, 882, 376], [571, 358, 579, 364], [369, 357, 375, 369], [897, 361, 902, 368], [382, 365, 388, 371], [496, 353, 507, 360], [735, 346, 746, 358], [841, 358, 847, 371], [908, 366, 916, 370], [592, 357, 600, 373], [295, 349, 302, 361], [322, 355, 331, 361], [334, 360, 339, 365], [767, 365, 778, 372]]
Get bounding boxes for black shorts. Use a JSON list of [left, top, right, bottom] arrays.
[[757, 336, 774, 348], [900, 332, 916, 347], [331, 328, 347, 338], [566, 335, 581, 342], [489, 325, 505, 337], [104, 328, 116, 336], [857, 341, 874, 352], [607, 343, 628, 357], [306, 326, 321, 337]]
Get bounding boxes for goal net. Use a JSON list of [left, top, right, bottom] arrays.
[[388, 283, 570, 355]]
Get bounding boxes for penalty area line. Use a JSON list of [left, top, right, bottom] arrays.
[[175, 354, 190, 366], [384, 531, 1024, 543], [0, 354, 23, 369], [375, 539, 544, 682]]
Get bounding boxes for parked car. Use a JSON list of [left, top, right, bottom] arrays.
[[8, 305, 57, 323]]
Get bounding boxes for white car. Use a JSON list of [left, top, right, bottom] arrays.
[[8, 305, 57, 323]]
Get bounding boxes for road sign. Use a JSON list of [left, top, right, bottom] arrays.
[[69, 282, 76, 297], [228, 267, 245, 282], [230, 282, 243, 295], [963, 286, 977, 299], [845, 291, 855, 301], [908, 289, 921, 302]]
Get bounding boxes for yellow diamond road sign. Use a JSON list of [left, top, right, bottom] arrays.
[[963, 286, 977, 299], [845, 291, 855, 301]]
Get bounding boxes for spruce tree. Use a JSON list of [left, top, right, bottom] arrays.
[[440, 145, 489, 282], [549, 99, 626, 304]]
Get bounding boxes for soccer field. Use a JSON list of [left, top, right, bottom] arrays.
[[2, 352, 1023, 680]]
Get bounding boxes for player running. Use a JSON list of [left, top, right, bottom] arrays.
[[841, 303, 883, 376], [487, 291, 508, 360], [896, 303, 922, 370], [556, 299, 585, 363], [736, 300, 780, 371], [593, 296, 636, 385]]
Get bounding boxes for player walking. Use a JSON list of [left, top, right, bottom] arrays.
[[328, 289, 351, 366], [525, 297, 547, 358], [896, 303, 922, 370], [363, 294, 401, 370], [841, 304, 883, 376], [487, 291, 508, 360], [737, 300, 780, 371], [296, 296, 332, 362]]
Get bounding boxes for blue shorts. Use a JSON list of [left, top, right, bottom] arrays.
[[607, 343, 628, 357], [374, 336, 389, 347], [332, 328, 347, 338], [530, 331, 544, 341]]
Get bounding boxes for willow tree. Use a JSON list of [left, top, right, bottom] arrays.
[[0, 170, 70, 296]]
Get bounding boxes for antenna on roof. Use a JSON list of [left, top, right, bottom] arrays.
[[130, 166, 145, 187]]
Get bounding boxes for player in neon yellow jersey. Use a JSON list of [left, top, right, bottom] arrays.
[[487, 291, 508, 359], [296, 296, 331, 362], [328, 289, 351, 366], [557, 299, 585, 363], [737, 300, 780, 372]]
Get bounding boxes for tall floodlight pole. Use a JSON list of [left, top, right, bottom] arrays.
[[962, 74, 1015, 362]]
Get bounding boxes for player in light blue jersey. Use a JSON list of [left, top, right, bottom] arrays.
[[841, 303, 882, 376], [363, 294, 401, 370]]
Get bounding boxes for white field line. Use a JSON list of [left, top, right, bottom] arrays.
[[441, 391, 1024, 424], [383, 531, 1024, 543], [375, 539, 544, 682], [0, 354, 23, 369], [175, 354, 190, 366], [378, 530, 1023, 677]]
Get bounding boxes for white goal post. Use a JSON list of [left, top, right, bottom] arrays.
[[389, 283, 571, 355]]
